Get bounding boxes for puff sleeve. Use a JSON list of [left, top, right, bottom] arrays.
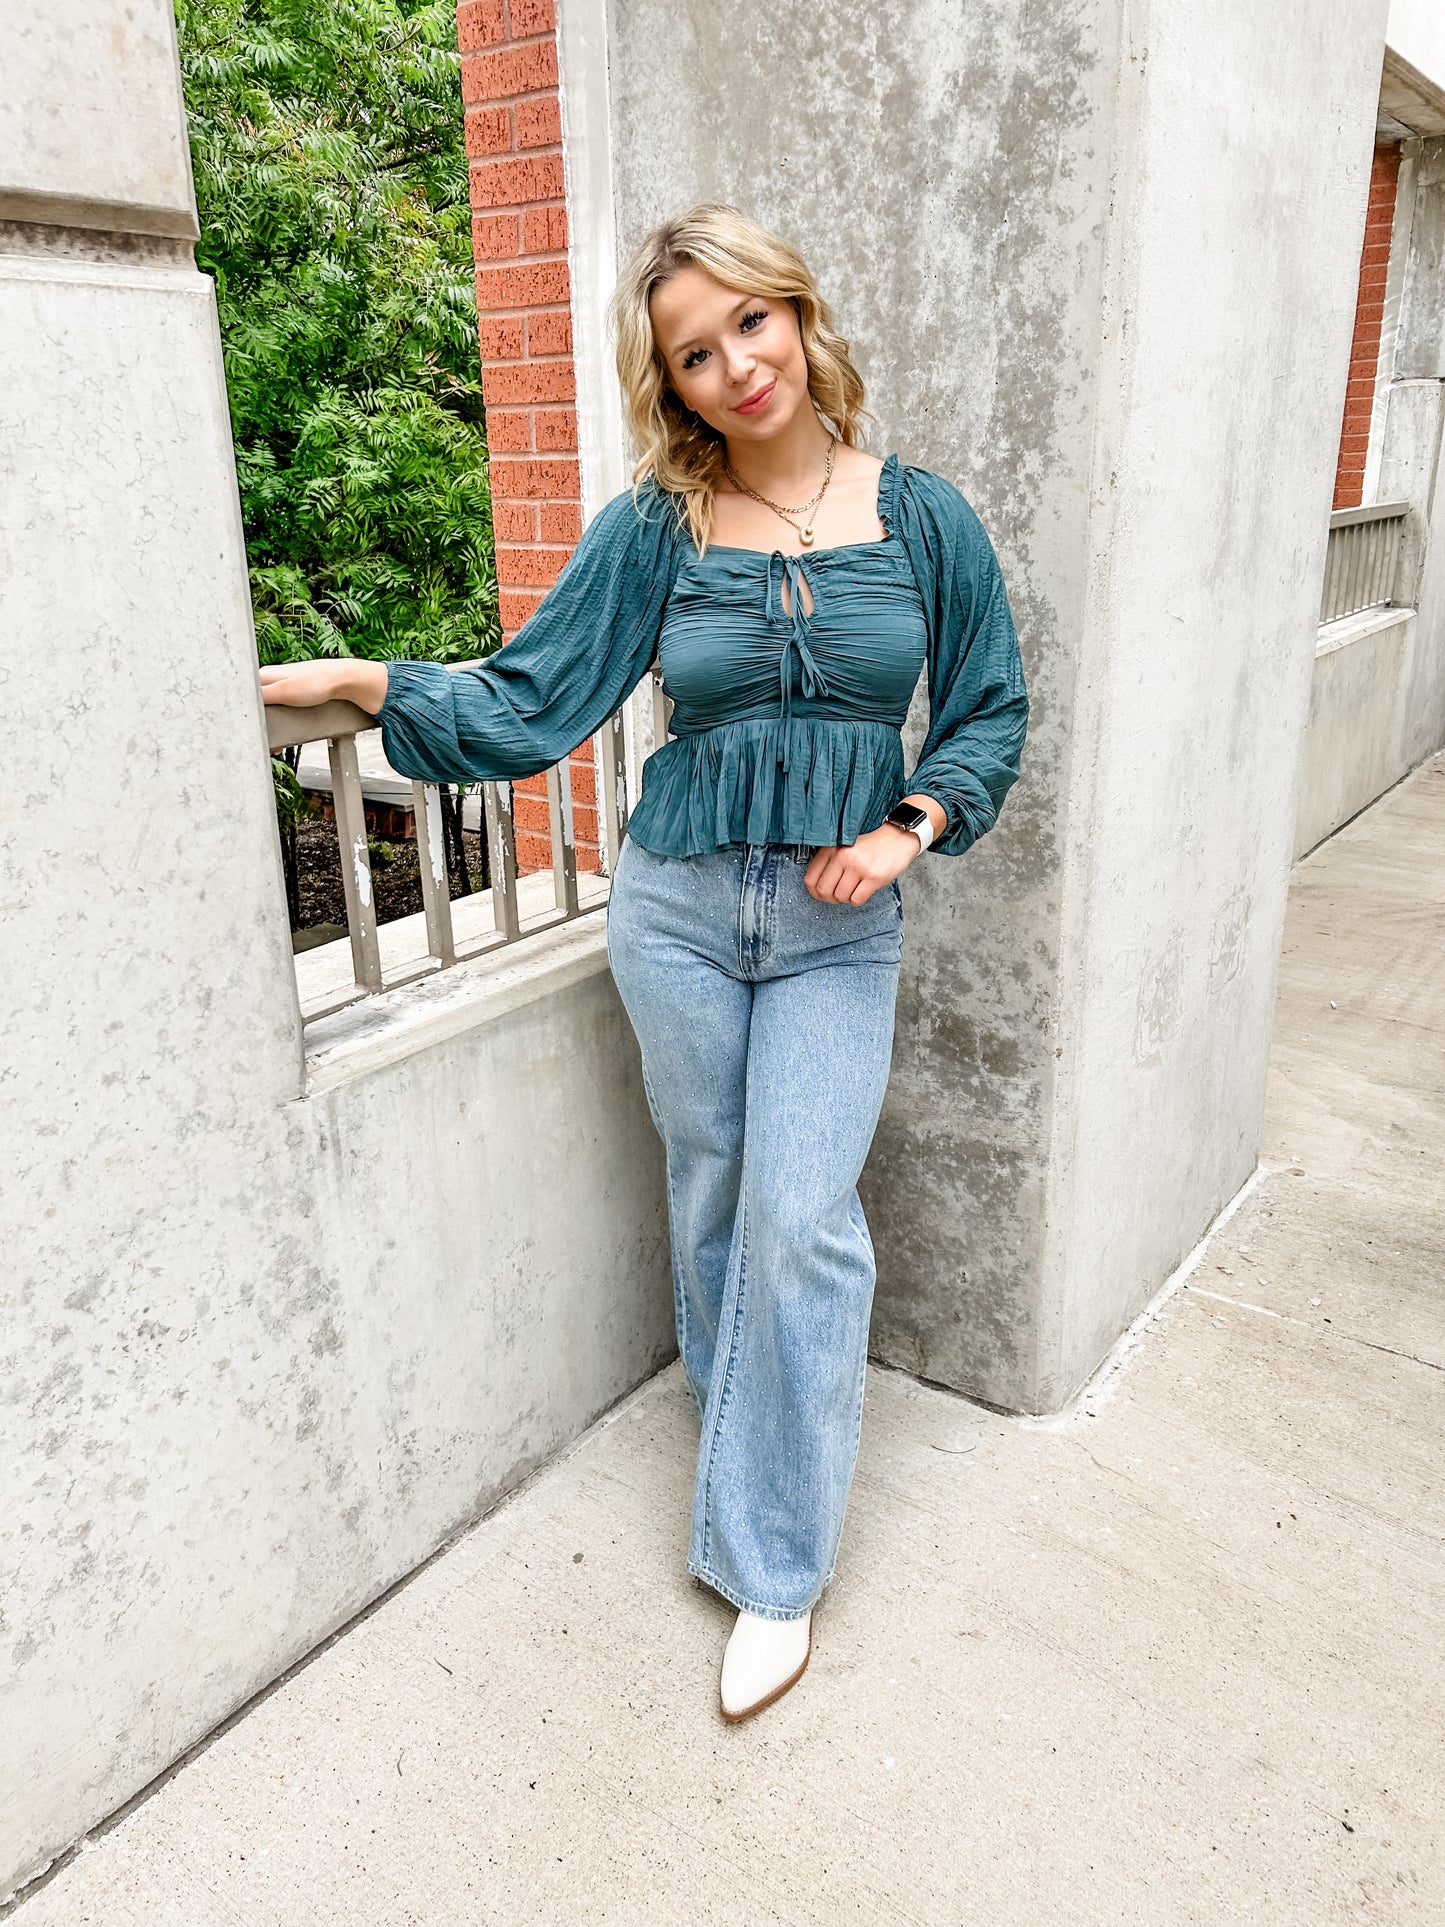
[[374, 479, 684, 784], [896, 465, 1029, 857]]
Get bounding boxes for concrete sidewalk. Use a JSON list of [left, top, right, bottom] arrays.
[[11, 761, 1444, 1926]]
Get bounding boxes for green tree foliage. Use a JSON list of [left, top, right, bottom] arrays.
[[175, 0, 500, 665]]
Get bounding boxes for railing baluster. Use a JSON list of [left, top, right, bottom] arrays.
[[328, 733, 383, 993], [1320, 502, 1410, 626], [548, 760, 581, 917], [484, 779, 521, 942], [412, 780, 456, 968]]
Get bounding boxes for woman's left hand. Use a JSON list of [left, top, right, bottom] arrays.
[[803, 800, 945, 904]]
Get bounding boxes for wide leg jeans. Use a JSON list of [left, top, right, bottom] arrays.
[[605, 833, 904, 1622]]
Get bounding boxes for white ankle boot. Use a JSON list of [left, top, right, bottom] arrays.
[[719, 1608, 813, 1722]]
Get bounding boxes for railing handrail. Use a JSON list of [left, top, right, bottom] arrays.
[[1328, 499, 1408, 531], [267, 697, 377, 753]]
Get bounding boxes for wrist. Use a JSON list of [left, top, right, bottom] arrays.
[[344, 660, 391, 716], [903, 793, 947, 848], [884, 796, 944, 854]]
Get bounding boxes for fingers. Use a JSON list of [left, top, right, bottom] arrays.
[[802, 841, 904, 905], [805, 845, 869, 905], [257, 661, 334, 707], [260, 673, 313, 706]]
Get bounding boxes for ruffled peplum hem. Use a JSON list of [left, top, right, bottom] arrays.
[[624, 716, 908, 858]]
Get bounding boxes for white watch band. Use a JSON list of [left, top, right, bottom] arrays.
[[910, 810, 937, 853]]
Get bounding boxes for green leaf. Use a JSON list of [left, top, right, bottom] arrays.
[[176, 0, 502, 667]]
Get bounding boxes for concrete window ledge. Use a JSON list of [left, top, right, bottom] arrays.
[[1314, 603, 1414, 657], [299, 900, 614, 1096]]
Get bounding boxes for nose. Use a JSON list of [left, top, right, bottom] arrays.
[[722, 340, 757, 384]]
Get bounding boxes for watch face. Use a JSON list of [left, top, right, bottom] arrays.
[[892, 806, 928, 831]]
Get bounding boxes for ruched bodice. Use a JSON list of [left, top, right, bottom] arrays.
[[624, 454, 932, 854], [657, 538, 927, 747]]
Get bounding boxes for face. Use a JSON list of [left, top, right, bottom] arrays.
[[649, 263, 811, 444]]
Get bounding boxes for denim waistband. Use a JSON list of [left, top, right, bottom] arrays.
[[624, 835, 821, 866], [749, 841, 818, 860]]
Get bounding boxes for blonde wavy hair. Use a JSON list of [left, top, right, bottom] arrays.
[[608, 202, 874, 552]]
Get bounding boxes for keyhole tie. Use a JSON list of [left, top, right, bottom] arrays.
[[764, 552, 831, 771]]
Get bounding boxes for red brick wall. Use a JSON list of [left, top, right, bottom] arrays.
[[458, 0, 602, 872], [1333, 142, 1401, 512]]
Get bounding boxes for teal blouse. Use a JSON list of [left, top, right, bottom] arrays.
[[375, 451, 1028, 859]]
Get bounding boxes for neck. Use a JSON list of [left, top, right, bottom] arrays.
[[723, 411, 835, 499]]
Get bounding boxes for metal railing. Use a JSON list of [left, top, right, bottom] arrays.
[[267, 669, 674, 1019], [1320, 501, 1409, 626]]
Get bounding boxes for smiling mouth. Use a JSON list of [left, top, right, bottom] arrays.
[[734, 379, 776, 415]]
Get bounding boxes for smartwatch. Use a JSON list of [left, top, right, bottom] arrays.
[[883, 801, 936, 853]]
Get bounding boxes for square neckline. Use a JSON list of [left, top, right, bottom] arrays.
[[692, 451, 901, 561]]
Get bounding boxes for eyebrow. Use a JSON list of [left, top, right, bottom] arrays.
[[664, 293, 761, 358]]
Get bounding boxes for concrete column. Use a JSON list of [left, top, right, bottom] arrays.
[[601, 0, 1392, 1410], [0, 3, 674, 1893]]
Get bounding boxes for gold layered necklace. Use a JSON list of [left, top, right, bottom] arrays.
[[724, 435, 838, 548]]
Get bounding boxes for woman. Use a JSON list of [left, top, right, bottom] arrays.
[[260, 202, 1028, 1724]]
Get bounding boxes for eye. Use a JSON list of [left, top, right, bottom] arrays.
[[739, 308, 768, 331], [682, 346, 708, 371]]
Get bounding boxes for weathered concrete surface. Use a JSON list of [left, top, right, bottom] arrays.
[[12, 758, 1441, 1924], [605, 0, 1392, 1411], [1294, 611, 1415, 858], [1299, 130, 1445, 858], [1388, 0, 1445, 104], [1390, 140, 1445, 779], [606, 0, 1120, 1409], [0, 0, 197, 234], [0, 19, 674, 1897]]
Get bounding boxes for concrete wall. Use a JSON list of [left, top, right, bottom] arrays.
[[603, 0, 1389, 1408], [604, 0, 1107, 1406], [0, 2, 673, 1898], [1388, 0, 1445, 92], [1297, 131, 1445, 855], [1295, 612, 1417, 857], [1389, 137, 1445, 771]]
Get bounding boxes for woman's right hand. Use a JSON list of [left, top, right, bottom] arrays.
[[259, 659, 390, 715]]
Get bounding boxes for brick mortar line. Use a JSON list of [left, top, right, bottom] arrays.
[[466, 92, 559, 109], [463, 31, 556, 47]]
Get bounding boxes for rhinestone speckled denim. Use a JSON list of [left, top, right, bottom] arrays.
[[605, 833, 903, 1621]]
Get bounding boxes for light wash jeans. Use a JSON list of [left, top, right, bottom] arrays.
[[605, 833, 904, 1621]]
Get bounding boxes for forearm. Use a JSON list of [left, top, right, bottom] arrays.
[[258, 656, 390, 716]]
